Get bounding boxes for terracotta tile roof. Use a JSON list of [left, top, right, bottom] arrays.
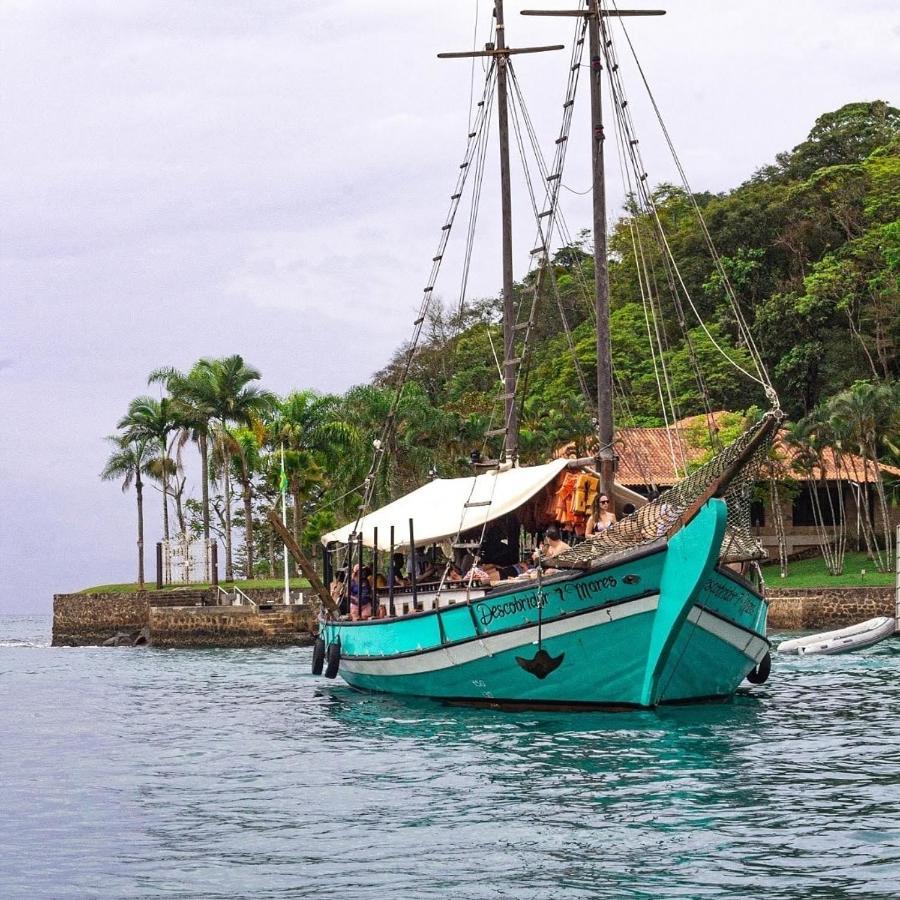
[[557, 411, 900, 487]]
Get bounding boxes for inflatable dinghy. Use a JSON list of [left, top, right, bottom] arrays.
[[777, 617, 896, 656]]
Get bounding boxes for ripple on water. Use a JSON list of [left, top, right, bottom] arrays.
[[1, 616, 900, 898]]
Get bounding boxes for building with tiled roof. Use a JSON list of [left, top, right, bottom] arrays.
[[612, 413, 900, 489]]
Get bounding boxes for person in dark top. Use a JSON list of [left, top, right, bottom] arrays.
[[349, 563, 372, 621], [389, 553, 406, 589], [482, 524, 518, 566]]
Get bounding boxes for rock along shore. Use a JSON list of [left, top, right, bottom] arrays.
[[52, 589, 316, 648]]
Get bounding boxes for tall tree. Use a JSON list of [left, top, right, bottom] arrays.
[[149, 364, 218, 546], [118, 396, 178, 541], [231, 427, 263, 578], [194, 355, 274, 581], [824, 381, 897, 570], [268, 390, 355, 570], [100, 436, 155, 587]]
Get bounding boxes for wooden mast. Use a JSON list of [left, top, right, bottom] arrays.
[[588, 0, 615, 499], [439, 3, 562, 465], [495, 0, 518, 463], [522, 4, 664, 495]]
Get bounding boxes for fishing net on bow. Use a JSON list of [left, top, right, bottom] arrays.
[[553, 412, 781, 570]]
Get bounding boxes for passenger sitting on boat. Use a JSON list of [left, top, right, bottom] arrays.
[[349, 563, 372, 621], [537, 524, 570, 560], [388, 552, 406, 588], [407, 546, 431, 581], [482, 525, 518, 566], [586, 495, 617, 536], [412, 549, 443, 584], [497, 561, 534, 580]]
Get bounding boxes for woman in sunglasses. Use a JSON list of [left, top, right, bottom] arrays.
[[586, 494, 617, 536]]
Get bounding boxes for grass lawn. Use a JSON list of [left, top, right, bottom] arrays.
[[765, 551, 895, 589], [79, 578, 310, 594]]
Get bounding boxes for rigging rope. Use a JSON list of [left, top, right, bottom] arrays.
[[467, 0, 480, 132], [604, 0, 778, 406], [610, 0, 775, 400], [339, 60, 499, 557], [608, 90, 684, 475]]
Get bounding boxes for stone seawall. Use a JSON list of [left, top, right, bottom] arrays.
[[53, 593, 152, 646], [767, 587, 895, 630], [149, 605, 315, 649], [52, 590, 316, 647]]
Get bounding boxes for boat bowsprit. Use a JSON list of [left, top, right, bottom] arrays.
[[777, 617, 897, 656]]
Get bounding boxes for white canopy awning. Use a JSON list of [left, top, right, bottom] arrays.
[[320, 459, 569, 549]]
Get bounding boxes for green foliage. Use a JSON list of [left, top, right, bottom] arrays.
[[103, 101, 900, 579], [777, 101, 900, 180]]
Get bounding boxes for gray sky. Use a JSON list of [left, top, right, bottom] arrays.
[[1, 0, 897, 614]]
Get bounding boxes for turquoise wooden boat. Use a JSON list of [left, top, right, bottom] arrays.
[[320, 498, 771, 709], [305, 4, 782, 709]]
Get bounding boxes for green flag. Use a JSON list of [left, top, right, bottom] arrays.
[[279, 467, 288, 494]]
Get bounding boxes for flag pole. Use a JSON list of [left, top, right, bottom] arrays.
[[280, 444, 290, 605]]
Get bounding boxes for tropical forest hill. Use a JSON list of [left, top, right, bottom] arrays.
[[104, 101, 899, 584]]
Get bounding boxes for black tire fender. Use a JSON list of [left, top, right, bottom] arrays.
[[324, 640, 341, 679], [746, 650, 771, 685], [311, 637, 325, 676]]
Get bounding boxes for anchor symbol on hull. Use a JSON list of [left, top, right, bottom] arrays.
[[516, 648, 564, 679]]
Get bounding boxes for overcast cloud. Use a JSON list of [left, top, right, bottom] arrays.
[[1, 0, 897, 613]]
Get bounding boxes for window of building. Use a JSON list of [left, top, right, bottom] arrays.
[[792, 483, 844, 526], [750, 500, 765, 528]]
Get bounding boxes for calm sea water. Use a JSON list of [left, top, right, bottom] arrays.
[[2, 615, 899, 899]]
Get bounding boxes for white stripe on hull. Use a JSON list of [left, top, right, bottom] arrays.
[[341, 594, 660, 678], [688, 605, 769, 663]]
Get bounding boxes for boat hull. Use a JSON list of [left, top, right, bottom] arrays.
[[321, 500, 769, 708]]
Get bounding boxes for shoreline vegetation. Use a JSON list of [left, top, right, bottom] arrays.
[[101, 101, 898, 589]]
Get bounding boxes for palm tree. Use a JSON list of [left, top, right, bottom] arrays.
[[118, 396, 178, 542], [267, 390, 355, 572], [100, 436, 154, 587], [340, 382, 451, 505], [194, 355, 275, 581], [790, 409, 849, 575], [149, 364, 217, 545], [824, 381, 896, 570], [231, 426, 264, 578]]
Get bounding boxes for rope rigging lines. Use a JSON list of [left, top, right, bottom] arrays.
[[340, 58, 499, 549], [334, 0, 784, 575], [602, 0, 779, 407]]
